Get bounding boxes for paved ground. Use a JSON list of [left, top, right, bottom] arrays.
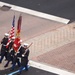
[[0, 1, 75, 75], [27, 22, 75, 74], [32, 41, 75, 73], [0, 10, 64, 41], [0, 10, 64, 75]]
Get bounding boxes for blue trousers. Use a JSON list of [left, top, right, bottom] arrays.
[[19, 65, 28, 73], [11, 60, 20, 70], [0, 55, 4, 63]]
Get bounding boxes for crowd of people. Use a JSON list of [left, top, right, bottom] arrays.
[[0, 33, 32, 75]]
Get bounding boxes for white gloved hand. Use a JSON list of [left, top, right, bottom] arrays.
[[22, 54, 24, 57]]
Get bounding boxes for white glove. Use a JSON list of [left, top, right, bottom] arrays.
[[22, 54, 24, 57]]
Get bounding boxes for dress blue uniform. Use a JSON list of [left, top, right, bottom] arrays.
[[17, 43, 30, 75], [10, 45, 22, 71], [4, 37, 15, 67], [0, 33, 9, 63]]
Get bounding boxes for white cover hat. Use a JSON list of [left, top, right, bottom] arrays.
[[4, 33, 9, 36], [23, 43, 29, 46]]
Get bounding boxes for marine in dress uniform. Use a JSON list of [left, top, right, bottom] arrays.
[[0, 33, 9, 63], [17, 43, 30, 75], [10, 40, 22, 71], [4, 37, 15, 67]]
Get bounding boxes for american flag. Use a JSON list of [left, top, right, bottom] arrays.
[[9, 15, 15, 39], [6, 15, 15, 48]]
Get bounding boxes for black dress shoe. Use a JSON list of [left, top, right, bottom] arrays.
[[10, 69, 14, 71], [26, 70, 28, 71], [25, 68, 28, 71], [17, 73, 21, 75], [0, 61, 2, 64], [17, 72, 21, 75]]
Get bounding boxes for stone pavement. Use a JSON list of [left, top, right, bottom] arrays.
[[26, 22, 75, 59], [0, 1, 75, 75], [0, 9, 65, 71], [0, 9, 75, 75], [24, 22, 75, 74]]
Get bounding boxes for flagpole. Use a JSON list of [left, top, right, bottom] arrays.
[[13, 14, 22, 52]]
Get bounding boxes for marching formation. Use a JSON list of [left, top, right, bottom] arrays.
[[0, 33, 32, 75], [0, 15, 32, 75]]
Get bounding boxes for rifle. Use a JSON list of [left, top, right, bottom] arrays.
[[27, 42, 33, 49]]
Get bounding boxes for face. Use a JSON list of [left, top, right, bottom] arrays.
[[24, 45, 27, 49], [5, 36, 8, 38]]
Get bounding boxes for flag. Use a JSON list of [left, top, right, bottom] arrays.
[[16, 15, 22, 37], [13, 15, 22, 52], [13, 37, 21, 52], [6, 15, 15, 48], [9, 15, 15, 39]]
